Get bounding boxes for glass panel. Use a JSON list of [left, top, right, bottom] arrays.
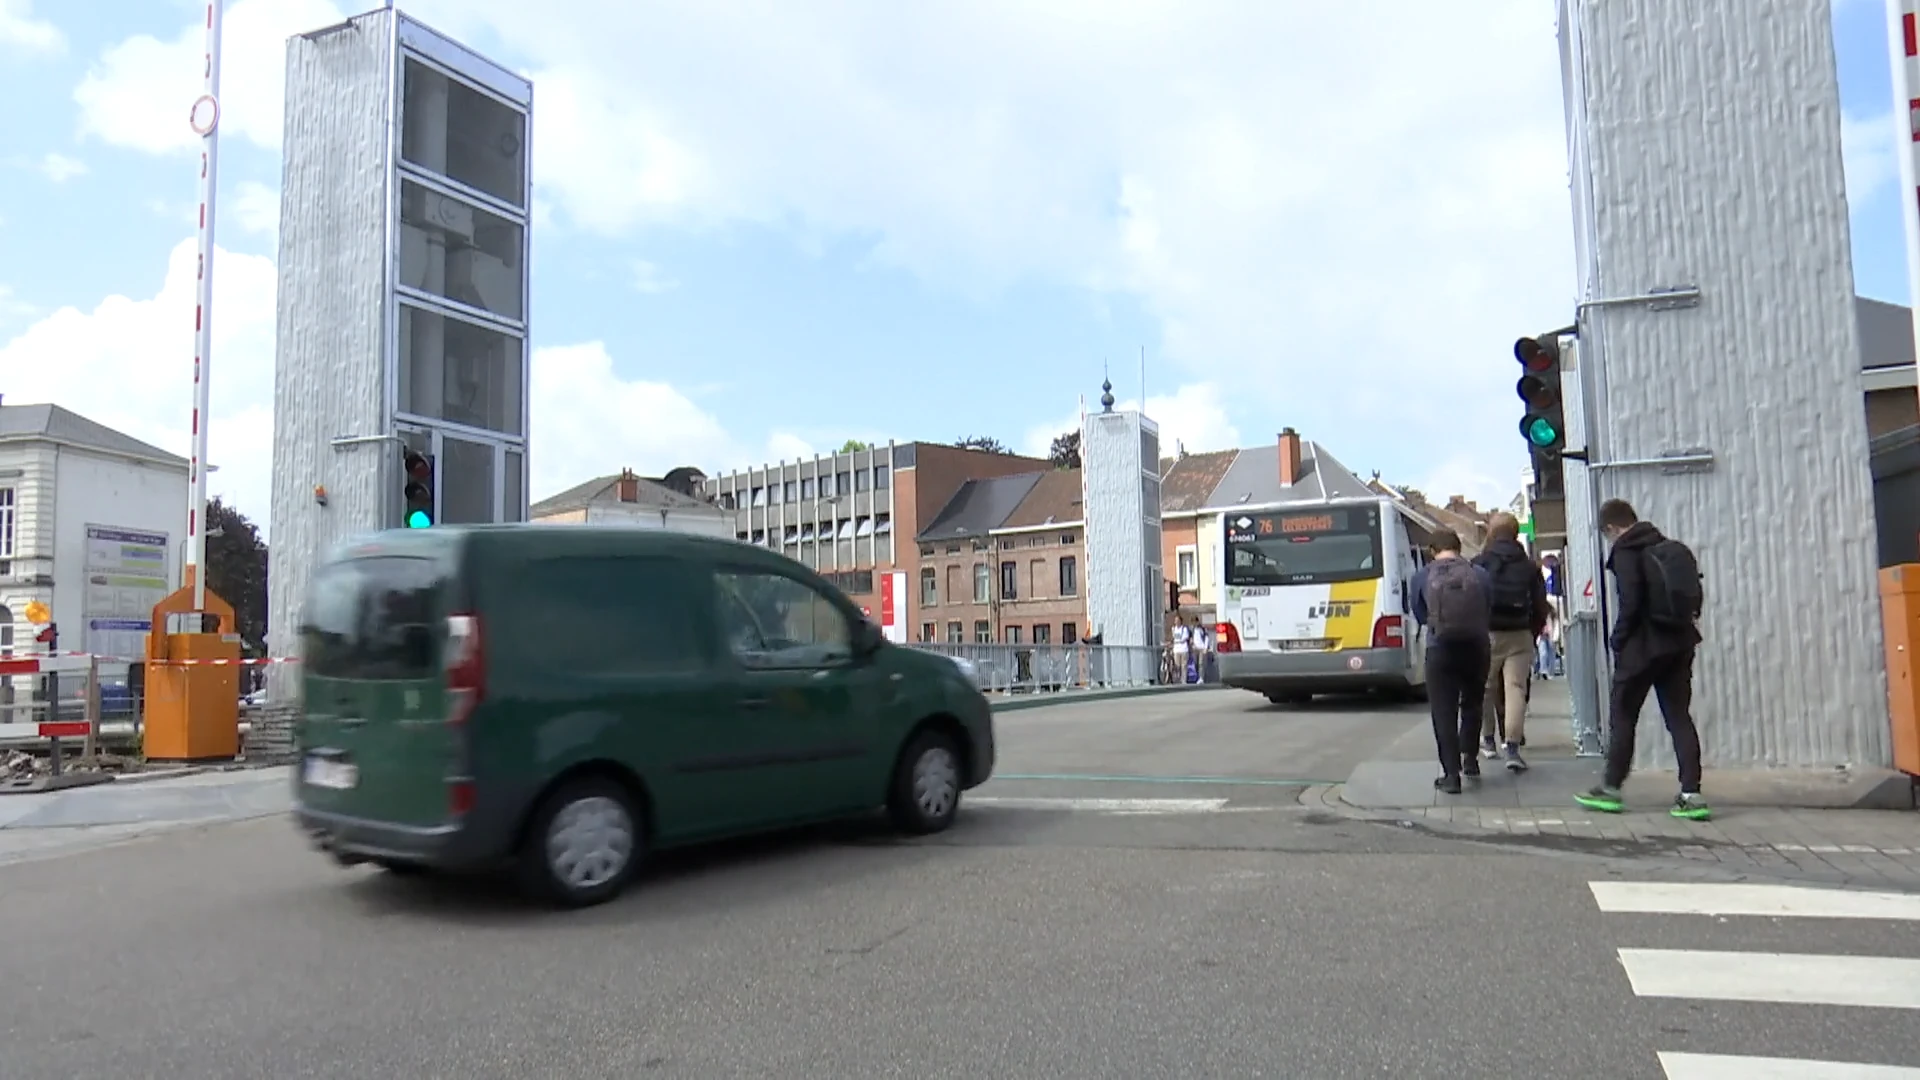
[[399, 304, 525, 436], [439, 435, 496, 524], [399, 179, 524, 321], [715, 570, 852, 669], [300, 556, 446, 679], [401, 58, 527, 209], [504, 449, 524, 522]]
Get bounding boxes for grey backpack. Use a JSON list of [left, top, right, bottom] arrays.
[[1425, 557, 1490, 641]]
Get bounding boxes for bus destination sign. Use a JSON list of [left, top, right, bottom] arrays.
[[1227, 510, 1350, 543]]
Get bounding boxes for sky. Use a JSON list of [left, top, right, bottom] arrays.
[[0, 0, 1909, 538]]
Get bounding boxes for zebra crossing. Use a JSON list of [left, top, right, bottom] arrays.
[[1590, 879, 1920, 1079]]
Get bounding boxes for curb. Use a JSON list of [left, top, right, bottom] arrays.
[[989, 684, 1225, 712]]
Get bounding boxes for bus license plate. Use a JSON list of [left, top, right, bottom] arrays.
[[1274, 639, 1334, 652], [304, 757, 359, 790]]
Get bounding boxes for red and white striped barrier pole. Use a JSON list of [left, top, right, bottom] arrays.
[[1887, 0, 1920, 392], [185, 0, 224, 611]]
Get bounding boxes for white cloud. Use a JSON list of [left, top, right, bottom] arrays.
[[766, 432, 815, 462], [631, 259, 679, 294], [0, 239, 281, 537], [36, 152, 86, 182], [527, 342, 737, 499], [0, 0, 61, 53], [231, 180, 280, 242], [73, 0, 346, 154], [1842, 109, 1899, 211], [1021, 381, 1243, 462]]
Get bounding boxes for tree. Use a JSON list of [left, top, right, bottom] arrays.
[[1049, 430, 1081, 469], [204, 497, 268, 656], [838, 439, 872, 453], [954, 435, 1011, 454]]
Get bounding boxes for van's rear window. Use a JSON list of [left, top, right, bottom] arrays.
[[301, 556, 445, 679]]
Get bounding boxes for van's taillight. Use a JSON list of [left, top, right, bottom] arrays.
[[1215, 621, 1242, 654], [1372, 615, 1404, 649], [444, 613, 484, 817], [444, 613, 485, 726]]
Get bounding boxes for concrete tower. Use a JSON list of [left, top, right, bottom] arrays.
[[1081, 379, 1164, 649]]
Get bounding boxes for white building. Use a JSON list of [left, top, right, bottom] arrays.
[[0, 403, 187, 662], [530, 468, 731, 537]]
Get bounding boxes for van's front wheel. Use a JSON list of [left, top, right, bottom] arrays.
[[516, 778, 644, 909], [887, 729, 962, 835]]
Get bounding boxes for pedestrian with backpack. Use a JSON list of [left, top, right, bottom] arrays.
[[1409, 527, 1494, 794], [1574, 498, 1711, 820], [1471, 512, 1552, 772]]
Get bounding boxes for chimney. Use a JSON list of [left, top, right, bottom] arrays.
[[1277, 428, 1301, 487], [615, 468, 639, 503]]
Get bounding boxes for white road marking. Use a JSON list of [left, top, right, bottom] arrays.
[[1618, 949, 1920, 1010], [966, 796, 1227, 814], [1591, 881, 1920, 921], [1659, 1052, 1920, 1079]]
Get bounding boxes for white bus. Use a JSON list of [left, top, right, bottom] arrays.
[[1214, 496, 1435, 704]]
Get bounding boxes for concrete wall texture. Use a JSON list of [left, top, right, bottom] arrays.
[[1560, 0, 1888, 769], [267, 14, 396, 696], [1082, 409, 1162, 649]]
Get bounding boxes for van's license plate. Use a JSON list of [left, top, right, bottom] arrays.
[[304, 757, 358, 790]]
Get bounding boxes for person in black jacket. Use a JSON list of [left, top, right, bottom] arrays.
[[1574, 499, 1710, 820], [1470, 512, 1550, 772]]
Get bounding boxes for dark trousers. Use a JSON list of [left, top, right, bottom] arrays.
[[1427, 637, 1490, 776], [1603, 649, 1703, 793]]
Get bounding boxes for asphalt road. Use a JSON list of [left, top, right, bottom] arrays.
[[4, 690, 1918, 1079]]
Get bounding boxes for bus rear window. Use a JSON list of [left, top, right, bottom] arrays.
[[1225, 507, 1384, 586], [301, 556, 446, 679]]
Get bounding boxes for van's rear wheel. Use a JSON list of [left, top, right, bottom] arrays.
[[516, 777, 644, 909], [887, 729, 962, 835]]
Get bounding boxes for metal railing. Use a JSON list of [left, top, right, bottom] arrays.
[[905, 642, 1162, 695]]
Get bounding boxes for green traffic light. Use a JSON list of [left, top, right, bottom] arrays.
[[406, 510, 433, 529], [1523, 415, 1561, 448]]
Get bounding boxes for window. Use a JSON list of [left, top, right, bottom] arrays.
[[802, 477, 816, 499], [503, 556, 708, 676], [854, 468, 869, 493], [1000, 561, 1018, 601], [1059, 556, 1078, 597], [1062, 622, 1078, 645], [1004, 625, 1023, 644], [1226, 507, 1385, 586], [972, 563, 990, 603], [439, 435, 496, 524], [973, 620, 991, 643], [300, 556, 448, 679], [820, 570, 875, 596], [1060, 532, 1076, 545], [1028, 559, 1046, 598], [918, 544, 934, 557], [944, 543, 961, 555], [946, 620, 964, 643], [716, 569, 851, 669], [397, 179, 524, 320], [0, 487, 13, 558], [874, 465, 890, 489], [767, 484, 780, 506], [920, 622, 935, 642], [1032, 624, 1051, 645], [921, 567, 938, 606], [835, 471, 851, 496], [945, 565, 963, 604], [750, 486, 765, 507], [1028, 536, 1044, 547], [784, 481, 797, 501], [397, 304, 524, 435], [401, 58, 527, 208], [504, 449, 524, 521], [1176, 547, 1198, 590]]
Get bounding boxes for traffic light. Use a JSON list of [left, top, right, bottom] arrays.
[[1515, 333, 1567, 500], [403, 450, 435, 528]]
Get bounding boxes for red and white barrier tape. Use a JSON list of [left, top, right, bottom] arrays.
[[0, 653, 300, 674], [0, 721, 91, 739]]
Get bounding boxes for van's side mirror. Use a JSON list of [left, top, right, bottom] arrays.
[[854, 619, 884, 656]]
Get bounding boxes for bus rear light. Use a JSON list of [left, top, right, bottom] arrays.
[[1372, 615, 1404, 649], [1216, 621, 1242, 653]]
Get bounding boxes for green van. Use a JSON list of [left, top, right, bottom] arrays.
[[291, 525, 995, 908]]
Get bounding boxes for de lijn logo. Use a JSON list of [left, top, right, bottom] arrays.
[[1309, 601, 1355, 620]]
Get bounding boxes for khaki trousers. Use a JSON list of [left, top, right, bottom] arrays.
[[1481, 629, 1535, 744]]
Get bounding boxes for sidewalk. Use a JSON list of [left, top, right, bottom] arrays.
[[1318, 679, 1920, 892], [0, 767, 292, 866]]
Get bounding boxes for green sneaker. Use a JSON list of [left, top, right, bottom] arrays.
[[1670, 793, 1711, 821], [1574, 786, 1624, 813]]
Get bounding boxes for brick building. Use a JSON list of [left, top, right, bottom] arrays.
[[701, 442, 1050, 640], [986, 469, 1085, 646]]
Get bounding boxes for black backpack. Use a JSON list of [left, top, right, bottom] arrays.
[[1486, 554, 1535, 619], [1641, 539, 1703, 630], [1424, 557, 1490, 641]]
